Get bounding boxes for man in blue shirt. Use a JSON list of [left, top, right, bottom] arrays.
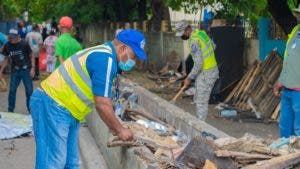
[[30, 29, 147, 169]]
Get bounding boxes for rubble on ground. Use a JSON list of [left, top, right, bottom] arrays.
[[109, 82, 300, 169]]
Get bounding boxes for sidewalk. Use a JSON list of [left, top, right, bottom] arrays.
[[0, 137, 35, 169]]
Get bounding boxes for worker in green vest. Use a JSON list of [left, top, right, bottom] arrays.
[[175, 20, 219, 121], [274, 5, 300, 138]]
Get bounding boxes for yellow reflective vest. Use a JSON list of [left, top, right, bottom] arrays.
[[189, 29, 217, 70], [41, 44, 113, 121]]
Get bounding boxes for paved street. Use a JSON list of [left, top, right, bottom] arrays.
[[0, 75, 38, 169]]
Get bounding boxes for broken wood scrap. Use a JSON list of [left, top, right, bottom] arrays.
[[218, 142, 279, 156], [243, 151, 300, 169], [224, 73, 246, 103], [271, 104, 280, 120], [107, 135, 142, 147], [203, 160, 218, 169], [215, 150, 273, 160], [134, 146, 158, 163], [241, 63, 261, 96], [176, 137, 238, 169], [157, 160, 178, 169], [231, 63, 260, 104], [225, 62, 257, 103], [158, 62, 170, 75]]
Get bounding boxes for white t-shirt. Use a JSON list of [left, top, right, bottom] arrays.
[[25, 31, 43, 57]]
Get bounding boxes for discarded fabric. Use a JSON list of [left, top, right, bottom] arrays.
[[0, 112, 32, 139]]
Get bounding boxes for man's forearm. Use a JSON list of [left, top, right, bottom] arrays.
[[95, 97, 123, 134], [31, 53, 35, 68], [188, 55, 203, 80], [58, 56, 64, 64], [188, 42, 203, 79]]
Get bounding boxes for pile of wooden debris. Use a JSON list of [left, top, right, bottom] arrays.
[[146, 62, 185, 95], [222, 51, 282, 122], [110, 85, 300, 169], [109, 89, 189, 168], [176, 134, 300, 169]]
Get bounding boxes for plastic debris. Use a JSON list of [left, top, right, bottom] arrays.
[[269, 137, 292, 149], [0, 112, 32, 140], [220, 110, 237, 117], [136, 119, 168, 136]]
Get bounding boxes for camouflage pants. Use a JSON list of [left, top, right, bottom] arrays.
[[194, 68, 219, 121]]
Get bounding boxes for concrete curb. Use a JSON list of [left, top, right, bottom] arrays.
[[79, 127, 108, 169]]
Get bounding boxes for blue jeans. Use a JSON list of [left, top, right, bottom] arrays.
[[8, 69, 33, 112], [30, 89, 80, 169], [279, 88, 300, 138]]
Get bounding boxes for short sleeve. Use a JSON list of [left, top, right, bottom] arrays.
[[86, 52, 116, 98]]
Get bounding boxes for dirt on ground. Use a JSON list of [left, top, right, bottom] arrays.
[[123, 70, 279, 140]]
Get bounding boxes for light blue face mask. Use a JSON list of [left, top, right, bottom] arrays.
[[118, 55, 136, 71]]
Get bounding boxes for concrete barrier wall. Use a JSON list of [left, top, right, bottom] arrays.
[[86, 78, 229, 169], [79, 23, 185, 72]]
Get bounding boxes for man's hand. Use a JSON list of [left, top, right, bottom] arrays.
[[0, 72, 3, 80], [30, 68, 35, 78], [274, 83, 283, 97], [184, 77, 191, 87], [94, 96, 135, 142], [117, 127, 134, 141]]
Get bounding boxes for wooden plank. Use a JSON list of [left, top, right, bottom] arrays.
[[176, 137, 238, 169], [215, 150, 273, 160], [203, 160, 218, 169], [225, 62, 257, 103], [271, 104, 280, 120], [243, 151, 300, 169], [225, 62, 258, 102]]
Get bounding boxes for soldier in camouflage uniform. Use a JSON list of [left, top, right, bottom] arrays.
[[175, 20, 219, 121]]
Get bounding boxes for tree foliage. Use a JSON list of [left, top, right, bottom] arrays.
[[1, 0, 300, 33], [1, 0, 150, 24], [165, 0, 269, 25], [0, 0, 23, 20]]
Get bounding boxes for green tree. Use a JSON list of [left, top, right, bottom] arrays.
[[165, 0, 269, 25], [0, 0, 23, 20]]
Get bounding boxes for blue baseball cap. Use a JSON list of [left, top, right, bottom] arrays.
[[116, 29, 147, 61]]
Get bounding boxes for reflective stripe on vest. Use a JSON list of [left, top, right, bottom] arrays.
[[189, 29, 217, 70], [58, 46, 112, 109]]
